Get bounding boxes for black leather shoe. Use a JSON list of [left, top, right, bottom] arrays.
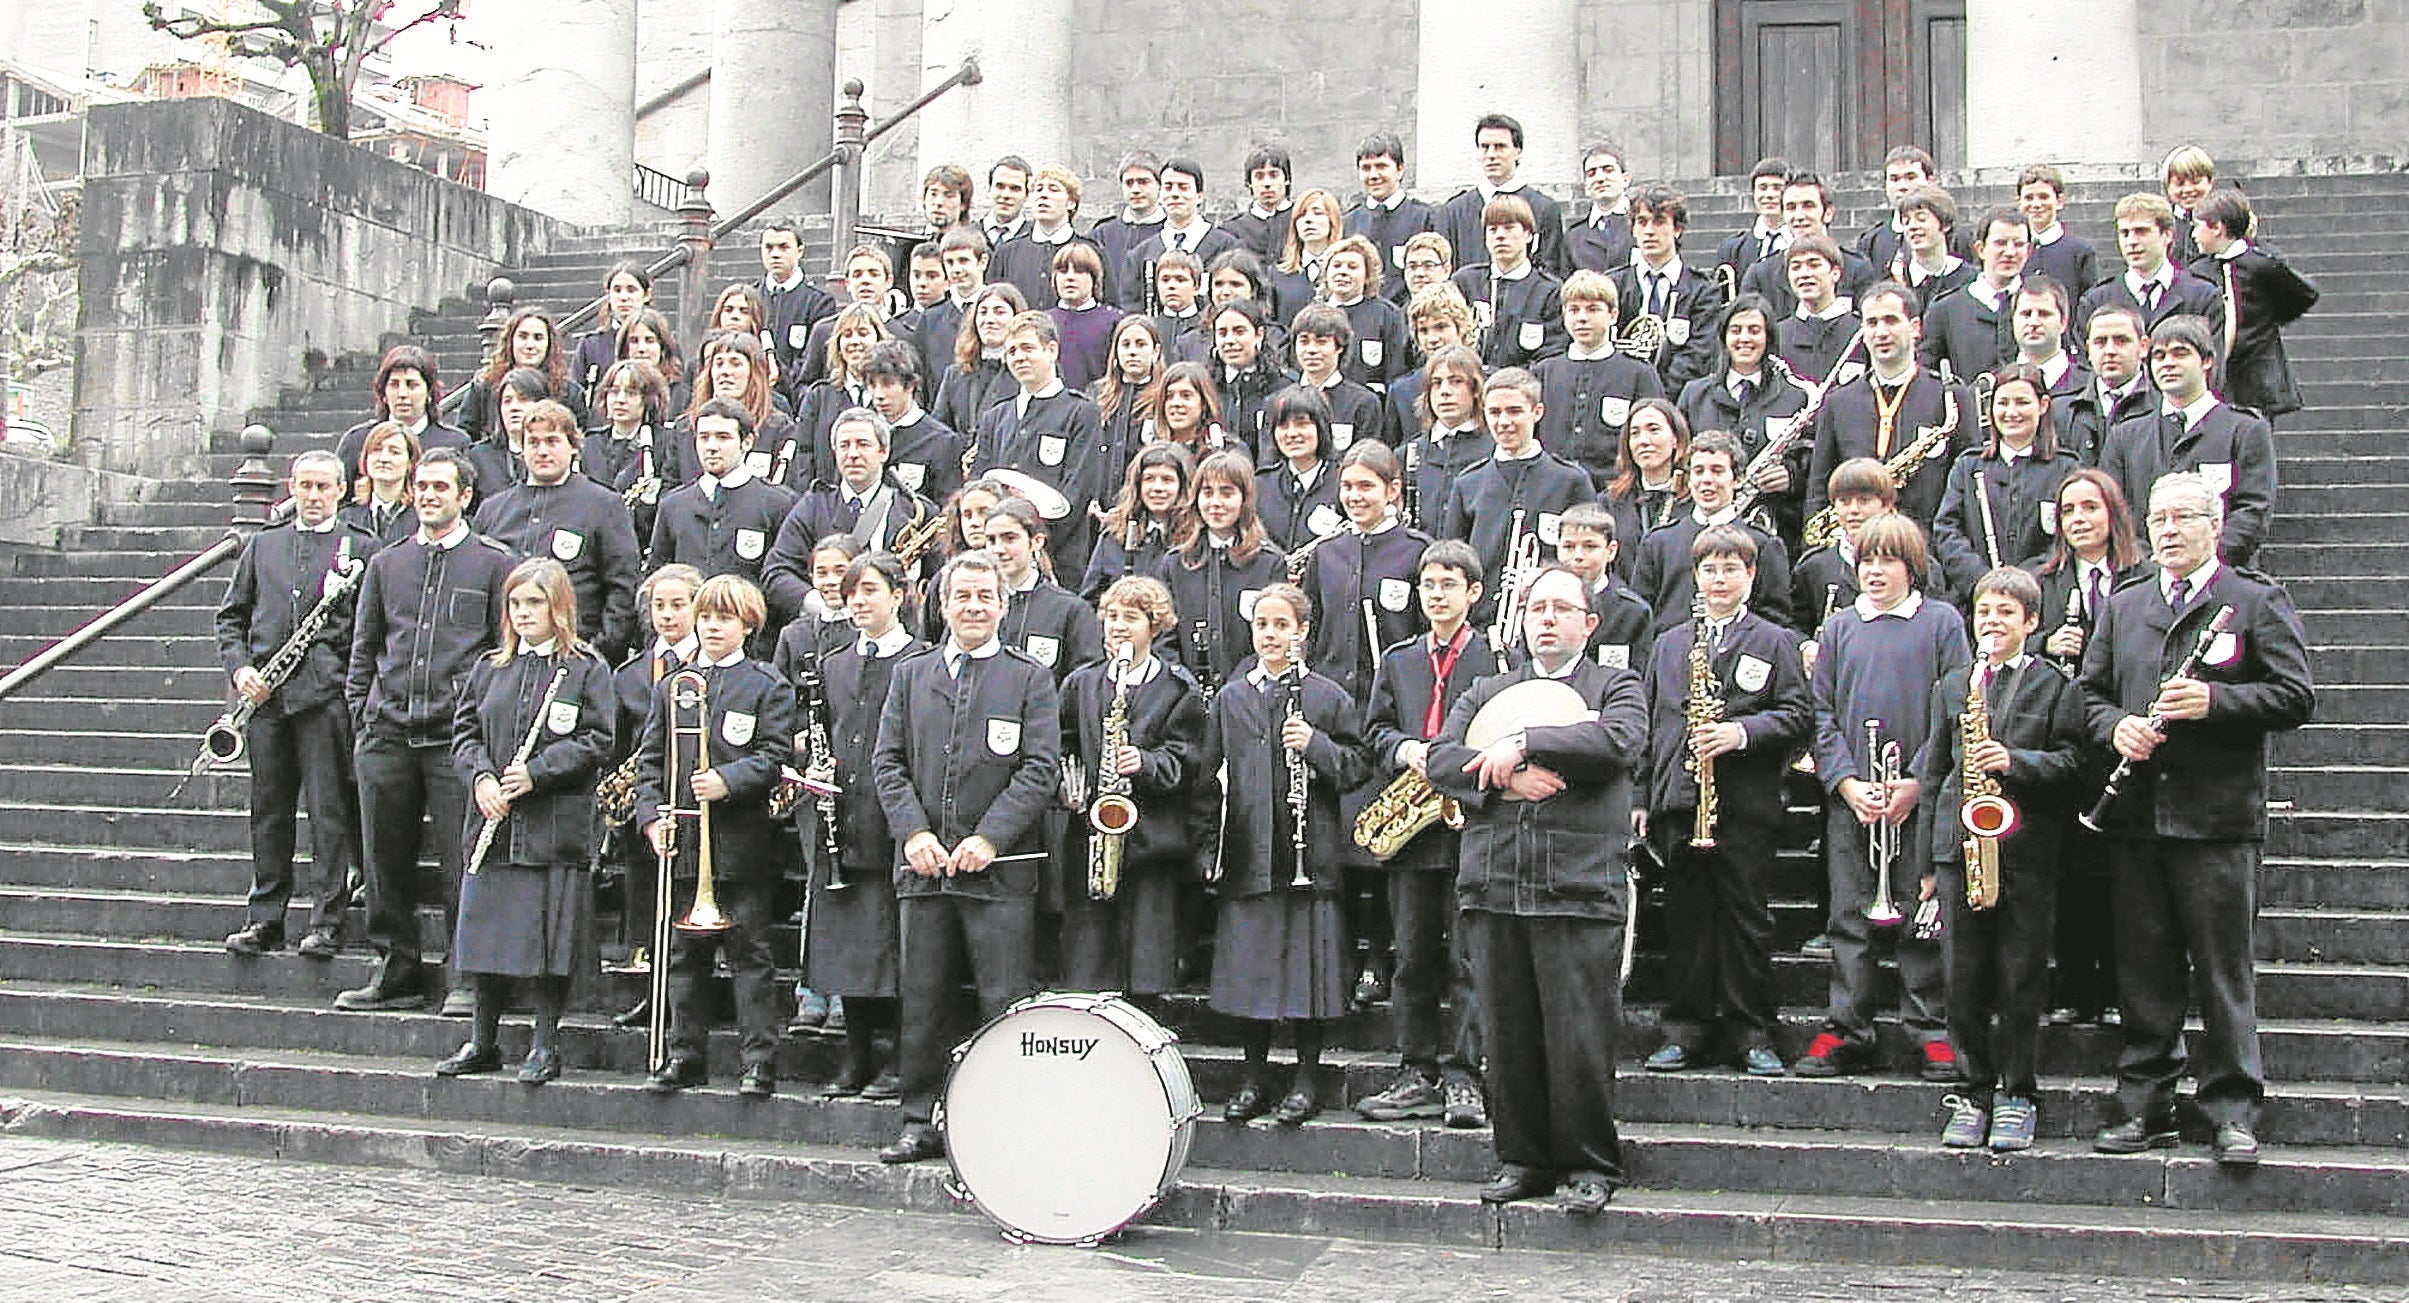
[[860, 1071, 901, 1101], [1222, 1082, 1271, 1124], [296, 928, 340, 959], [1351, 967, 1388, 1010], [1561, 1172, 1614, 1215], [2214, 1122, 2262, 1168], [1273, 1087, 1319, 1126], [1480, 1164, 1555, 1204], [645, 1058, 706, 1094], [1643, 1043, 1693, 1072], [334, 981, 426, 1012], [2093, 1116, 2180, 1154], [516, 1047, 561, 1084], [739, 1065, 776, 1098], [1739, 1046, 1787, 1077], [612, 997, 652, 1029], [224, 922, 285, 955], [434, 1042, 502, 1077], [822, 1065, 874, 1098], [879, 1126, 944, 1164]]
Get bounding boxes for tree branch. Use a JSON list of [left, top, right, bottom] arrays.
[[366, 1, 460, 56], [140, 0, 300, 39]]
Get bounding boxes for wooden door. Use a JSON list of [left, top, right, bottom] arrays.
[[1716, 0, 1965, 175]]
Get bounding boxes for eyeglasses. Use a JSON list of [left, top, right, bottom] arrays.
[[2145, 509, 2211, 528]]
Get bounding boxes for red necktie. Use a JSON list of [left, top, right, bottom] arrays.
[[1425, 628, 1468, 738]]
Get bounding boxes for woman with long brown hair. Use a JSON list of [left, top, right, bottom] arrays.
[[460, 308, 586, 443], [1083, 441, 1199, 601], [1603, 398, 1691, 577], [672, 331, 801, 488], [934, 282, 1029, 437], [1148, 450, 1283, 700], [1932, 362, 2081, 600]]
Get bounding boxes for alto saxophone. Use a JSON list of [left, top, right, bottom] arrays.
[[1352, 769, 1463, 860], [596, 752, 642, 827], [1959, 637, 2018, 911], [1800, 389, 1961, 551], [1086, 652, 1140, 900], [891, 500, 945, 568], [1684, 592, 1725, 848]]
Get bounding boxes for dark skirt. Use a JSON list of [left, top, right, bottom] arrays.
[[1059, 854, 1184, 996], [1209, 889, 1347, 1021], [452, 861, 593, 979], [806, 860, 899, 997]]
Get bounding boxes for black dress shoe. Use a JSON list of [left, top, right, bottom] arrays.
[[224, 922, 285, 955], [612, 997, 652, 1029], [2214, 1122, 2262, 1168], [879, 1126, 944, 1164], [2093, 1115, 2180, 1154], [822, 1065, 873, 1098], [434, 1042, 502, 1077], [1222, 1082, 1271, 1124], [1480, 1164, 1555, 1204], [516, 1047, 561, 1084], [860, 1071, 901, 1101], [1273, 1088, 1319, 1126], [296, 928, 340, 959], [739, 1065, 776, 1098], [645, 1058, 706, 1094], [334, 982, 426, 1012], [1561, 1172, 1614, 1215]]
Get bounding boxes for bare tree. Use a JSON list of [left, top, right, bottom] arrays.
[[1, 196, 75, 401], [141, 0, 465, 140]]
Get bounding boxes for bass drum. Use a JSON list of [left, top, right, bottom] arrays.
[[938, 992, 1200, 1245]]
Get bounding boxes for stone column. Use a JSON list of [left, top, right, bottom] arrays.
[[1966, 0, 2143, 168], [916, 0, 1071, 185], [484, 0, 636, 225], [706, 0, 840, 217], [1414, 0, 1583, 194]]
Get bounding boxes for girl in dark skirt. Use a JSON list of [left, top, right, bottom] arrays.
[[438, 559, 614, 1084], [1201, 582, 1368, 1125], [785, 551, 926, 1097], [1058, 576, 1208, 999]]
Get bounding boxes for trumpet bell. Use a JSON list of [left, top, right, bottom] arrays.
[[1960, 794, 2018, 840], [1089, 793, 1139, 837], [1864, 899, 1905, 925], [202, 722, 246, 765], [674, 898, 733, 934]]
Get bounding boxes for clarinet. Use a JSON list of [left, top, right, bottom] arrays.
[[466, 664, 573, 876], [2050, 582, 2086, 670], [1279, 664, 1312, 889], [799, 637, 846, 889], [2080, 604, 2237, 832]]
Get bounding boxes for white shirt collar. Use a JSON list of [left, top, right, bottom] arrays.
[[1530, 653, 1581, 680], [1854, 589, 1925, 622], [1028, 222, 1073, 246], [2215, 239, 2252, 262], [1636, 253, 1682, 280], [296, 516, 337, 534], [2038, 352, 2072, 387], [416, 519, 470, 550], [1592, 202, 1629, 227], [944, 635, 1003, 667], [1692, 502, 1740, 527], [699, 648, 746, 669], [2161, 558, 2221, 603], [860, 626, 913, 657], [655, 634, 699, 662], [1114, 654, 1162, 687], [1795, 296, 1850, 321], [1163, 218, 1210, 243], [766, 272, 806, 294], [1567, 339, 1615, 362], [2127, 263, 2175, 297], [1015, 378, 1066, 416], [1493, 259, 1533, 283], [1118, 206, 1162, 225], [1970, 276, 2020, 313], [1366, 193, 1403, 213], [1479, 179, 1527, 201], [403, 416, 431, 437], [1726, 368, 1763, 397], [2031, 222, 2064, 246], [1492, 440, 1543, 462], [1010, 570, 1041, 594], [522, 638, 560, 657], [2078, 556, 2114, 590], [1908, 254, 1963, 285], [2164, 390, 2220, 428], [699, 462, 756, 495]]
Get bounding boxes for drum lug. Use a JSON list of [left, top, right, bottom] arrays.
[[941, 1173, 972, 1204], [997, 1227, 1035, 1246]]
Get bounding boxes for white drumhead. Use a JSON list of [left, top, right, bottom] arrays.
[[942, 997, 1191, 1244]]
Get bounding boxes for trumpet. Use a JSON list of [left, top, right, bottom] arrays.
[[1863, 719, 1905, 926], [1487, 509, 1542, 656], [1086, 650, 1140, 901], [665, 669, 732, 935], [467, 665, 572, 877], [1960, 637, 2017, 910], [175, 549, 366, 800]]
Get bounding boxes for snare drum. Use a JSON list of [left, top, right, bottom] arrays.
[[937, 992, 1200, 1245]]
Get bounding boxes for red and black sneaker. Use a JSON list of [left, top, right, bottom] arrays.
[[1791, 1031, 1865, 1077], [1919, 1039, 1963, 1083]]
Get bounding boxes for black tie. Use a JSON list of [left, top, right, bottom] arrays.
[[840, 495, 864, 529], [1648, 274, 1668, 318], [1735, 379, 1757, 408], [2086, 568, 2106, 621], [2142, 283, 2161, 315], [2169, 576, 2192, 612]]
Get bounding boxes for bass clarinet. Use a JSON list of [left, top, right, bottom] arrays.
[[174, 546, 366, 800]]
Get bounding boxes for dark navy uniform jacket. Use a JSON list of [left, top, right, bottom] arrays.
[[217, 520, 381, 716], [346, 526, 515, 745]]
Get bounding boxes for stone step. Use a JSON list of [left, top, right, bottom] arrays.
[[2270, 767, 2409, 811], [2278, 455, 2409, 485], [0, 632, 216, 668], [2268, 514, 2409, 545], [2277, 722, 2409, 765], [3, 729, 236, 767], [11, 550, 223, 579], [2269, 809, 2409, 858], [0, 696, 222, 732], [3, 664, 231, 699], [0, 576, 227, 609], [2284, 577, 2409, 612], [2278, 482, 2409, 517], [2257, 905, 2409, 966], [0, 845, 249, 896], [94, 501, 250, 528], [2298, 647, 2409, 684], [0, 1032, 2403, 1226], [2264, 857, 2409, 910], [60, 524, 249, 552], [6, 1090, 2401, 1285], [2292, 357, 2409, 382], [2257, 608, 2407, 645]]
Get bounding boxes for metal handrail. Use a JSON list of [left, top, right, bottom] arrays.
[[0, 427, 290, 704]]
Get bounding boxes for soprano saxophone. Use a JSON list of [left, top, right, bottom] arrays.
[[1684, 592, 1725, 848]]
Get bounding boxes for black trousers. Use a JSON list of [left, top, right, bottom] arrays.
[[1387, 869, 1479, 1075], [666, 872, 782, 1070], [1822, 802, 1946, 1048], [1464, 909, 1625, 1183], [2110, 837, 2264, 1128], [1658, 817, 1779, 1057], [244, 701, 358, 932], [356, 731, 467, 984], [898, 892, 1037, 1125], [2050, 823, 2118, 1015], [1940, 860, 2057, 1108]]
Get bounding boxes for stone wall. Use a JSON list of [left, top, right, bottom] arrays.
[[2137, 0, 2409, 161], [74, 98, 561, 481]]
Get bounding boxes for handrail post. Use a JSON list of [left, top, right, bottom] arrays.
[[675, 169, 716, 350], [229, 425, 279, 528], [477, 277, 516, 352], [828, 78, 868, 293]]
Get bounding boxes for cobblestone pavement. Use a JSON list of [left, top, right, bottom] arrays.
[[0, 1136, 2391, 1303]]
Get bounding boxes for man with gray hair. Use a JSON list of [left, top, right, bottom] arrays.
[[214, 451, 382, 958], [2080, 470, 2313, 1167], [761, 406, 939, 621]]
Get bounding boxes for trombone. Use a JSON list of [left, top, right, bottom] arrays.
[[665, 670, 733, 937]]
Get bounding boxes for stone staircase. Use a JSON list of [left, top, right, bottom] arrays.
[[0, 172, 2403, 1283]]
